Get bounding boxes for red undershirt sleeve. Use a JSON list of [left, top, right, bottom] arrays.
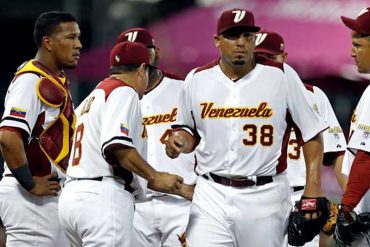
[[341, 150, 370, 209]]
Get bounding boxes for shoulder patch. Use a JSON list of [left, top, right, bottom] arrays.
[[37, 77, 66, 107], [194, 59, 219, 74], [96, 77, 133, 101], [255, 56, 284, 72]]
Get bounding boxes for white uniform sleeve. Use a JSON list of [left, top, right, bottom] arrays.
[[347, 87, 370, 153], [173, 72, 196, 136], [0, 73, 42, 135], [284, 64, 328, 142], [313, 86, 346, 153], [100, 87, 141, 154]]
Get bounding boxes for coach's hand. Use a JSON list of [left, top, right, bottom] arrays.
[[148, 171, 183, 194], [29, 173, 61, 196], [165, 135, 186, 159]]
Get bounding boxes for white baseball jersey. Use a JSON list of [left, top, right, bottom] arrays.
[[67, 77, 147, 198], [287, 83, 346, 187], [140, 72, 197, 193], [134, 72, 195, 247], [342, 84, 370, 213], [175, 61, 328, 177]]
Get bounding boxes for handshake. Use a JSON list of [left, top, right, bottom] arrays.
[[147, 171, 194, 201]]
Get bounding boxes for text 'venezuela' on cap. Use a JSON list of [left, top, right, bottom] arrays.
[[217, 8, 260, 34]]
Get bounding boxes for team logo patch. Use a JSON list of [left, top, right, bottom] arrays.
[[301, 199, 317, 210], [10, 107, 27, 118], [120, 124, 129, 135]]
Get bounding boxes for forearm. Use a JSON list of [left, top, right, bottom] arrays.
[[106, 145, 156, 182], [333, 154, 348, 191], [341, 150, 370, 209], [302, 133, 324, 197]]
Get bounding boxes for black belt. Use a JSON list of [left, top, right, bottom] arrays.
[[292, 186, 304, 192], [75, 176, 134, 193], [76, 177, 104, 181], [202, 173, 273, 188]]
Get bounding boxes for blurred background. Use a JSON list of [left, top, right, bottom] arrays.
[[0, 0, 369, 198]]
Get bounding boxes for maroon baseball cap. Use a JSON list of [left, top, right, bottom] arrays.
[[110, 42, 151, 67], [255, 30, 285, 55], [116, 28, 156, 48], [217, 8, 260, 34], [341, 7, 370, 35]]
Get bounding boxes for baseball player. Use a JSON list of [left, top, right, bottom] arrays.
[[58, 41, 191, 247], [165, 8, 329, 247], [0, 11, 81, 246], [255, 30, 347, 247], [116, 28, 197, 247], [335, 7, 370, 246]]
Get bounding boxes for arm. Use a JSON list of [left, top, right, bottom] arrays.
[[0, 129, 60, 196], [334, 154, 348, 191], [105, 144, 194, 199], [165, 130, 196, 159], [302, 132, 324, 197]]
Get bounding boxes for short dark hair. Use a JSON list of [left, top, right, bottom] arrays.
[[109, 64, 143, 75], [34, 11, 77, 47]]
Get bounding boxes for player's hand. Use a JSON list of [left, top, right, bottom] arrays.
[[165, 134, 186, 159], [29, 173, 61, 196], [177, 183, 195, 201], [148, 171, 183, 194]]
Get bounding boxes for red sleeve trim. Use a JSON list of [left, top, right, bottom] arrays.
[[341, 150, 370, 209]]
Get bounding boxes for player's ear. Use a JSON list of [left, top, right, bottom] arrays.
[[137, 63, 147, 78], [214, 34, 221, 48], [43, 36, 53, 52], [283, 52, 288, 63], [155, 47, 161, 61]]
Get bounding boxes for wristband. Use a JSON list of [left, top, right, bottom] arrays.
[[10, 163, 36, 191]]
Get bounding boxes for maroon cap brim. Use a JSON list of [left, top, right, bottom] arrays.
[[218, 25, 260, 34], [341, 16, 363, 33]]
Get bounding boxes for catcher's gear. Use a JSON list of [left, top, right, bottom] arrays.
[[288, 196, 330, 246], [334, 207, 370, 246], [322, 201, 339, 235]]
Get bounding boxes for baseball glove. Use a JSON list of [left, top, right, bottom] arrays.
[[334, 207, 370, 246], [322, 201, 339, 235], [288, 196, 330, 246]]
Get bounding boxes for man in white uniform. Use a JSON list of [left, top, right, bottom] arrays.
[[335, 7, 370, 247], [166, 8, 329, 247], [116, 28, 197, 247], [58, 41, 190, 247], [255, 29, 347, 247], [0, 11, 82, 246]]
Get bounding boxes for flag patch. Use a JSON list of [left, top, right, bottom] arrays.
[[120, 124, 129, 135], [10, 107, 27, 118]]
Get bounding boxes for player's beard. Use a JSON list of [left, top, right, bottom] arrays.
[[233, 60, 246, 65]]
